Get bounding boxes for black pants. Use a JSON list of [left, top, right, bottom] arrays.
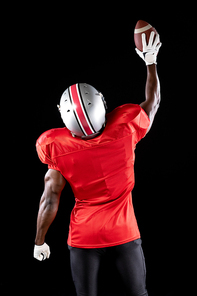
[[68, 239, 148, 296]]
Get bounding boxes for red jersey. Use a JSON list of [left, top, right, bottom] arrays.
[[36, 104, 150, 248]]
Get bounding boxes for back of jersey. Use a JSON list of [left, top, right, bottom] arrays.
[[36, 104, 150, 248]]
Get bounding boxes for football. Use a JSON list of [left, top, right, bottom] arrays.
[[134, 20, 159, 51]]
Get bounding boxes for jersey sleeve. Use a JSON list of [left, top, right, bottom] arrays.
[[112, 104, 150, 142], [130, 105, 150, 142], [36, 130, 60, 171]]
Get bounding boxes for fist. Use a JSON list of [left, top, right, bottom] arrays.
[[33, 243, 50, 261]]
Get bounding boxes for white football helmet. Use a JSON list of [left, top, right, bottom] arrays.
[[58, 83, 107, 139]]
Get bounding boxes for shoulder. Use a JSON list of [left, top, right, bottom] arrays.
[[107, 104, 142, 124], [105, 104, 150, 141], [36, 127, 71, 167], [36, 128, 70, 147]]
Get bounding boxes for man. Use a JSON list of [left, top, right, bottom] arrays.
[[34, 32, 161, 296]]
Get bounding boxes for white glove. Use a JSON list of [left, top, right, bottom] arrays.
[[33, 243, 50, 261], [135, 31, 162, 65]]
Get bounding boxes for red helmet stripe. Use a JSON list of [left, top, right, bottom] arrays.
[[70, 84, 94, 136]]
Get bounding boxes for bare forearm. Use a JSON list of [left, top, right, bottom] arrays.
[[145, 64, 160, 112], [136, 29, 162, 133], [34, 170, 66, 247], [35, 197, 59, 245]]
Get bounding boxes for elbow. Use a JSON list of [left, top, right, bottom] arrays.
[[150, 97, 160, 121], [150, 90, 161, 116], [153, 94, 161, 115], [157, 90, 161, 106], [145, 93, 161, 134], [156, 91, 161, 112]]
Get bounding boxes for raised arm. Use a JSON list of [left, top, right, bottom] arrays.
[[135, 31, 162, 133], [34, 169, 66, 261], [140, 64, 160, 132]]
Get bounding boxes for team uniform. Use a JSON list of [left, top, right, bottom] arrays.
[[34, 26, 162, 295], [36, 104, 150, 248]]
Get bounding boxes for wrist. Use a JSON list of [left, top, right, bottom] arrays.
[[35, 238, 45, 246], [147, 64, 157, 74]]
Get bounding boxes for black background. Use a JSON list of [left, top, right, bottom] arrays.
[[2, 3, 196, 296]]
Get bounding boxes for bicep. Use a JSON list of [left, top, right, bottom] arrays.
[[43, 169, 66, 202]]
